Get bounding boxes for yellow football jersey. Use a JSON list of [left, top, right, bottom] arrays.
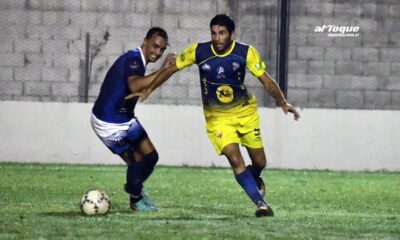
[[176, 40, 266, 119]]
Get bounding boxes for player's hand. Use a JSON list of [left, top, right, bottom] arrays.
[[124, 89, 150, 101], [162, 53, 176, 69], [281, 102, 300, 121]]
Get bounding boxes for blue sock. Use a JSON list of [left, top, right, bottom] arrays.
[[125, 151, 158, 196], [141, 151, 159, 181], [125, 164, 143, 196], [235, 169, 264, 205]]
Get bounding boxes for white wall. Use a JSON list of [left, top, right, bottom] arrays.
[[0, 101, 399, 171]]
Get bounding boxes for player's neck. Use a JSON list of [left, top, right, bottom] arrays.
[[212, 40, 235, 56]]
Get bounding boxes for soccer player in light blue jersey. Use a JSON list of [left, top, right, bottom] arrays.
[[129, 14, 300, 217], [91, 27, 175, 212]]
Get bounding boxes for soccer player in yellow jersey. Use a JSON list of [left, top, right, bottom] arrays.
[[127, 14, 300, 217]]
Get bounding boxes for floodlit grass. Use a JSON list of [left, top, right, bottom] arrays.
[[0, 163, 399, 239]]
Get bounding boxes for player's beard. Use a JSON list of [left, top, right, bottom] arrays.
[[213, 39, 232, 54]]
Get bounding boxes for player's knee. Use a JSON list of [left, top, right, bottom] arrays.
[[229, 156, 246, 173], [143, 151, 158, 168], [253, 155, 267, 168], [257, 160, 266, 169]]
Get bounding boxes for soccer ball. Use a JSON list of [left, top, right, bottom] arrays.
[[80, 189, 111, 215]]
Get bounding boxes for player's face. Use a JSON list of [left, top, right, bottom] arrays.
[[143, 35, 168, 63], [210, 25, 233, 54]]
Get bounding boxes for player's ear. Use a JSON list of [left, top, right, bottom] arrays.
[[142, 38, 148, 47]]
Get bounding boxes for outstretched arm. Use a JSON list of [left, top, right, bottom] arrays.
[[125, 61, 180, 101], [126, 53, 176, 95], [257, 72, 300, 120]]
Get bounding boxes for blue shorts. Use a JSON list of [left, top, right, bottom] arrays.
[[92, 116, 147, 155]]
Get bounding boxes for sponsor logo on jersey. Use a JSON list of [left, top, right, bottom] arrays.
[[216, 85, 234, 103], [232, 62, 240, 71], [202, 78, 209, 95], [118, 107, 127, 114], [179, 52, 185, 62]]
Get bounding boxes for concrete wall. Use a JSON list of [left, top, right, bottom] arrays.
[[288, 0, 400, 110], [1, 101, 399, 171], [1, 0, 399, 109]]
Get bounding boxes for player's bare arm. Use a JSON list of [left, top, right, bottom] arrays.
[[125, 61, 180, 101], [127, 53, 176, 95], [257, 72, 300, 120]]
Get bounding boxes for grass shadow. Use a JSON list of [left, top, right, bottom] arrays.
[[160, 204, 251, 218], [41, 210, 242, 221], [40, 211, 84, 217]]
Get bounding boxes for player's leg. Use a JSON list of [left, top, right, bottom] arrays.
[[241, 146, 274, 218], [122, 119, 159, 211], [222, 143, 272, 217], [91, 115, 157, 211], [237, 111, 273, 216], [246, 147, 267, 196], [125, 118, 158, 184], [239, 110, 267, 196], [134, 136, 159, 183], [120, 147, 143, 199], [222, 143, 246, 174], [132, 136, 159, 208], [121, 143, 159, 212], [206, 119, 272, 217]]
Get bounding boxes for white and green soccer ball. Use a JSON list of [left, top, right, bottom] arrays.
[[80, 189, 111, 215]]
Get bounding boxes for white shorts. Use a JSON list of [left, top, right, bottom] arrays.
[[91, 113, 147, 155]]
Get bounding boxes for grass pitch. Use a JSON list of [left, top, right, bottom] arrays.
[[0, 163, 399, 239]]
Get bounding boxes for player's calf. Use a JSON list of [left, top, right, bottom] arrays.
[[247, 165, 266, 196]]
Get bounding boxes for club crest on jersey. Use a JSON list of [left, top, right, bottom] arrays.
[[201, 63, 211, 71], [255, 58, 264, 71], [232, 62, 240, 71], [216, 66, 225, 79], [129, 61, 140, 69]]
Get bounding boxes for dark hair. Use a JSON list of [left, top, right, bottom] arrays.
[[210, 14, 235, 33], [145, 27, 168, 41]]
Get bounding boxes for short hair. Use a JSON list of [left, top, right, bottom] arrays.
[[145, 27, 168, 41], [210, 14, 235, 33]]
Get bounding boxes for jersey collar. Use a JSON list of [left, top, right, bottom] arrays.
[[211, 40, 235, 57], [138, 47, 147, 67]]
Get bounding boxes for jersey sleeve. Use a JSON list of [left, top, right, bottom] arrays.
[[176, 43, 198, 70], [246, 45, 266, 77]]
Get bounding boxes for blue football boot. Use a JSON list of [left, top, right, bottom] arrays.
[[130, 198, 158, 212]]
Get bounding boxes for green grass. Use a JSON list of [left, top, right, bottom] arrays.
[[0, 163, 399, 240]]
